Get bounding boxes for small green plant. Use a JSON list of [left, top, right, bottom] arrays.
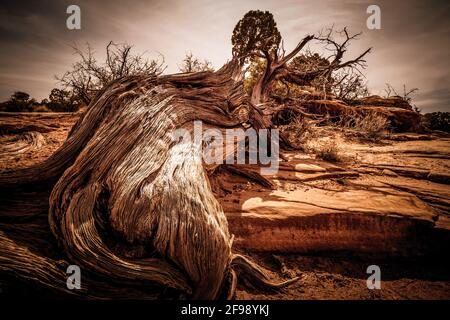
[[315, 140, 341, 162]]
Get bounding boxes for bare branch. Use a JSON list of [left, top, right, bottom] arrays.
[[57, 42, 165, 105], [278, 35, 314, 66]]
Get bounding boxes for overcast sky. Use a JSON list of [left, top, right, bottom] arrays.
[[0, 0, 449, 112]]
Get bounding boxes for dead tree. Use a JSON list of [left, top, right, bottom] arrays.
[[0, 60, 296, 299], [231, 11, 371, 105], [260, 28, 371, 105], [0, 11, 371, 300]]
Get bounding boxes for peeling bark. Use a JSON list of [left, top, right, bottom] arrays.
[[0, 61, 295, 299]]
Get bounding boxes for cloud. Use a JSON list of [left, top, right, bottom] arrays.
[[0, 0, 448, 113]]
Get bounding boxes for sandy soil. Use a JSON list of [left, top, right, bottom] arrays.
[[0, 112, 79, 170]]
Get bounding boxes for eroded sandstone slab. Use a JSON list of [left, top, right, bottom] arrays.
[[217, 135, 450, 257]]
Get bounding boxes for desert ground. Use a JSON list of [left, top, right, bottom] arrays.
[[1, 111, 449, 299]]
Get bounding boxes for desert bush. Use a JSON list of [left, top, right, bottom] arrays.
[[338, 111, 390, 141], [278, 113, 342, 161], [314, 140, 341, 162], [278, 114, 318, 149], [47, 88, 80, 112], [31, 105, 51, 112], [332, 71, 369, 102], [0, 91, 37, 112], [0, 89, 80, 113], [423, 112, 450, 133]]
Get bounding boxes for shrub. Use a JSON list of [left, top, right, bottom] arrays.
[[278, 114, 317, 149], [0, 89, 80, 113], [315, 140, 341, 162], [47, 88, 80, 112], [0, 91, 35, 112], [32, 105, 51, 112], [339, 111, 390, 141], [423, 112, 450, 133]]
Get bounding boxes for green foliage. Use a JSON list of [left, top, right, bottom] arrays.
[[231, 10, 281, 61], [423, 112, 450, 133], [235, 10, 370, 103], [32, 105, 51, 112], [47, 88, 80, 112], [0, 89, 80, 113], [244, 59, 302, 98], [243, 54, 327, 99], [243, 52, 369, 101], [290, 53, 331, 93], [243, 58, 266, 95], [0, 91, 35, 112], [11, 91, 30, 102]]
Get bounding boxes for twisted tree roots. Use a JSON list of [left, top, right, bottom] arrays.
[[0, 62, 297, 299]]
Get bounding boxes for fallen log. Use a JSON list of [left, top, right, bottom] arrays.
[[0, 61, 296, 299]]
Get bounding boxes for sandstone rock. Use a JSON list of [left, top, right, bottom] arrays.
[[301, 98, 421, 132]]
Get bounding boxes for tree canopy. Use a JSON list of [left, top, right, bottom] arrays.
[[233, 10, 371, 104], [231, 10, 281, 63]]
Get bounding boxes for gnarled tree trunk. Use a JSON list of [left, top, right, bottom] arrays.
[[0, 61, 295, 299]]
